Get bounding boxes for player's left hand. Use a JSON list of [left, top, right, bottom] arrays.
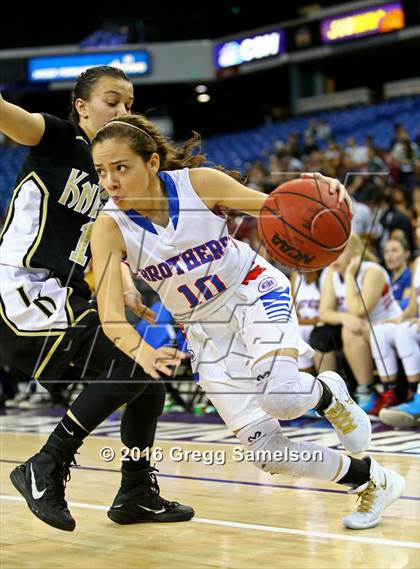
[[301, 172, 352, 213], [124, 289, 156, 324]]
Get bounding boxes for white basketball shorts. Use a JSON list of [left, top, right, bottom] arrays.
[[183, 257, 314, 431]]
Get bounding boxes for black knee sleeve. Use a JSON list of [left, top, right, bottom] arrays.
[[67, 351, 151, 432]]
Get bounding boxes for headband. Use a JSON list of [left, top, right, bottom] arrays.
[[99, 120, 156, 144]]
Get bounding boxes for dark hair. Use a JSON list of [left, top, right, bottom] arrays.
[[69, 65, 130, 124], [92, 114, 243, 180], [385, 234, 410, 252]]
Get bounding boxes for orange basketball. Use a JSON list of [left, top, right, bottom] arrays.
[[258, 178, 352, 271]]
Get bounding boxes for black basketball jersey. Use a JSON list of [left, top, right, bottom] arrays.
[[0, 113, 103, 297]]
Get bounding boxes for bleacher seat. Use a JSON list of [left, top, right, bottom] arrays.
[[203, 95, 420, 170]]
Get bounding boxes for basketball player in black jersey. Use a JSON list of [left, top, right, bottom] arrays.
[[0, 66, 193, 531]]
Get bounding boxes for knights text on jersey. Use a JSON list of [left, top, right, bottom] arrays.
[[0, 113, 103, 289], [103, 168, 255, 321]]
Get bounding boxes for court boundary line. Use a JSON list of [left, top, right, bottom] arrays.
[[1, 494, 419, 550]]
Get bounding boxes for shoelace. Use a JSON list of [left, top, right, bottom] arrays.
[[47, 448, 78, 508], [148, 467, 160, 497], [325, 401, 356, 434], [146, 466, 179, 508], [356, 480, 377, 513]]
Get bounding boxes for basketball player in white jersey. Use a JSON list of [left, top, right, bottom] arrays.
[[379, 227, 420, 427], [290, 270, 333, 374], [290, 271, 320, 373], [319, 233, 402, 414], [90, 114, 405, 530]]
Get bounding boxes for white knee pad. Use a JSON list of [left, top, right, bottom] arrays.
[[370, 323, 398, 377], [395, 321, 420, 376], [253, 356, 321, 420], [236, 416, 344, 481]]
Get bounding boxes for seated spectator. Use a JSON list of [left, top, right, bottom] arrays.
[[366, 146, 387, 174], [393, 186, 412, 219], [390, 127, 417, 187], [378, 218, 420, 426], [379, 253, 420, 428], [349, 194, 374, 239], [303, 119, 318, 153], [367, 186, 415, 254], [316, 119, 331, 142], [406, 159, 420, 195], [291, 270, 331, 374], [383, 236, 412, 310], [345, 137, 369, 167], [316, 234, 401, 413], [246, 162, 265, 192]]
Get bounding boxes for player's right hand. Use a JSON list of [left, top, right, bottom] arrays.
[[123, 289, 156, 324], [137, 345, 187, 380], [341, 313, 365, 334]]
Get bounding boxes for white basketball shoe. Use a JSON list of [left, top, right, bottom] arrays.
[[343, 458, 405, 529], [317, 371, 372, 453]]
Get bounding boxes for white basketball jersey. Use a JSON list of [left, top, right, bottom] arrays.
[[103, 168, 254, 321], [332, 261, 401, 322], [294, 274, 320, 319]]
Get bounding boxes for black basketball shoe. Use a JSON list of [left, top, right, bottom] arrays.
[[10, 433, 81, 531], [108, 466, 194, 524]]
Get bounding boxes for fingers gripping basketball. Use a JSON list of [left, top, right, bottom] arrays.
[[258, 178, 352, 270]]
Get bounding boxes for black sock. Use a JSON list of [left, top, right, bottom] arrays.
[[53, 414, 89, 441], [122, 455, 150, 473], [315, 379, 333, 414], [337, 456, 371, 488], [382, 381, 396, 391]]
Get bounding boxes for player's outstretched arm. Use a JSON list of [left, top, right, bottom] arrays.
[[0, 93, 45, 145], [189, 167, 267, 217], [91, 215, 184, 379], [189, 168, 351, 217]]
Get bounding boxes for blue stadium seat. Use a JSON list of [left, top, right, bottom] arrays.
[[203, 95, 420, 168]]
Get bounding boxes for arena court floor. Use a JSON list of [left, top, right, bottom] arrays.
[[0, 408, 419, 569]]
